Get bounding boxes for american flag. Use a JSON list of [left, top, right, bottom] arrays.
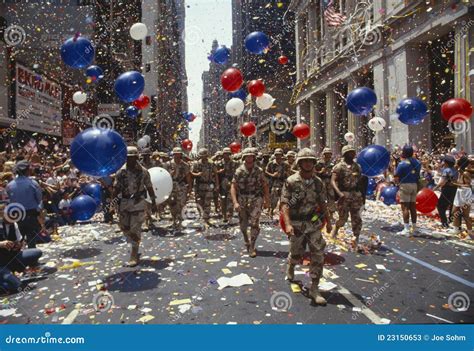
[[323, 0, 347, 27]]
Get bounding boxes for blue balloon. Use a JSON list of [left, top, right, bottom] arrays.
[[380, 186, 399, 206], [61, 37, 95, 69], [397, 98, 428, 125], [126, 106, 139, 118], [71, 195, 97, 221], [346, 87, 377, 115], [367, 178, 377, 196], [213, 46, 231, 65], [229, 88, 247, 101], [114, 71, 145, 103], [357, 145, 390, 177], [245, 31, 270, 54], [70, 128, 127, 177], [82, 183, 102, 205], [86, 65, 104, 81]]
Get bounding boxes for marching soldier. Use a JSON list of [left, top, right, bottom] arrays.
[[265, 148, 287, 217], [285, 151, 297, 177], [114, 147, 157, 267], [140, 149, 154, 231], [280, 148, 331, 305], [165, 147, 192, 230], [231, 148, 270, 257], [211, 151, 223, 215], [315, 148, 336, 225], [191, 148, 219, 223], [331, 145, 364, 249], [216, 147, 238, 223]]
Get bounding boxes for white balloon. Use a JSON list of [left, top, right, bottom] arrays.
[[130, 22, 148, 40], [143, 135, 151, 143], [137, 138, 148, 149], [225, 98, 245, 116], [73, 91, 87, 104], [368, 117, 386, 132], [344, 132, 355, 142], [146, 167, 173, 204], [256, 93, 275, 110]]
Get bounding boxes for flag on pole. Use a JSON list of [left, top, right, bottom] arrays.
[[323, 0, 347, 27]]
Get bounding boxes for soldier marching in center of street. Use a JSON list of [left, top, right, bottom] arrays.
[[331, 145, 364, 250], [231, 147, 270, 258], [191, 148, 219, 224], [280, 148, 332, 305], [216, 147, 238, 224], [265, 148, 287, 218], [164, 147, 192, 230], [113, 146, 158, 267], [315, 147, 336, 226]]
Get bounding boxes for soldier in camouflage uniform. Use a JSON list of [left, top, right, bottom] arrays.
[[114, 147, 158, 267], [191, 148, 219, 223], [211, 151, 223, 214], [280, 148, 332, 305], [165, 147, 192, 229], [231, 148, 270, 257], [331, 145, 363, 248], [285, 151, 297, 177], [266, 148, 287, 217], [216, 147, 238, 223], [315, 147, 336, 224]]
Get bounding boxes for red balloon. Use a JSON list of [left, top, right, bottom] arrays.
[[132, 94, 150, 110], [181, 139, 193, 151], [240, 122, 256, 137], [229, 142, 241, 154], [441, 98, 472, 121], [416, 188, 438, 214], [221, 68, 243, 92], [292, 123, 310, 140], [278, 55, 288, 65], [247, 79, 265, 97]]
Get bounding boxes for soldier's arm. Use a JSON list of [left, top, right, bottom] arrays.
[[280, 181, 294, 235], [331, 169, 344, 198], [144, 170, 157, 207], [186, 168, 193, 193]]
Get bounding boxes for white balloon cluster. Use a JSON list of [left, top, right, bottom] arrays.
[[256, 93, 275, 110]]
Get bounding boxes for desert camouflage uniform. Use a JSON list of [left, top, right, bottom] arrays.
[[114, 165, 153, 249], [266, 159, 287, 211], [316, 159, 336, 213], [192, 159, 216, 220], [233, 163, 267, 248], [217, 157, 238, 220], [281, 172, 327, 280], [165, 159, 190, 224], [332, 160, 363, 238]]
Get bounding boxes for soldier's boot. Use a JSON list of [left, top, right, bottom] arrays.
[[242, 232, 250, 253], [249, 240, 257, 258], [126, 245, 140, 267], [286, 263, 295, 281], [309, 279, 327, 305]]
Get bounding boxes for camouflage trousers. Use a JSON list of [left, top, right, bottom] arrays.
[[168, 184, 188, 223], [219, 179, 233, 219], [238, 196, 263, 244], [195, 187, 213, 220], [288, 221, 326, 280], [335, 191, 363, 238], [323, 180, 336, 213], [270, 184, 283, 211], [119, 210, 145, 249]]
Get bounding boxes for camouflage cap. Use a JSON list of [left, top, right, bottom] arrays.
[[286, 151, 296, 158], [341, 145, 356, 156], [296, 148, 317, 164], [172, 147, 183, 155], [242, 147, 256, 157], [322, 147, 333, 154], [222, 147, 232, 154], [127, 146, 139, 157], [198, 148, 209, 157], [274, 148, 284, 155]]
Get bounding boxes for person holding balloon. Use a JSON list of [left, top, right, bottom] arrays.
[[393, 145, 421, 236], [330, 145, 364, 249], [448, 156, 472, 238], [231, 148, 270, 258], [113, 147, 158, 267]]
